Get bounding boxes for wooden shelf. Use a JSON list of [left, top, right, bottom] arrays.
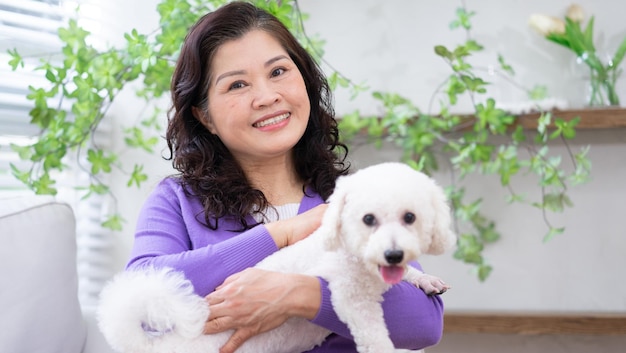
[[343, 107, 626, 135], [444, 311, 626, 335], [517, 107, 626, 130]]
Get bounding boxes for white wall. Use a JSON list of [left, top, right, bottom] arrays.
[[104, 1, 626, 352], [299, 0, 626, 115]]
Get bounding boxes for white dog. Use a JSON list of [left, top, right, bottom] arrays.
[[97, 162, 456, 353]]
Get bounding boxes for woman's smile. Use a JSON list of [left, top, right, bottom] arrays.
[[253, 112, 291, 129]]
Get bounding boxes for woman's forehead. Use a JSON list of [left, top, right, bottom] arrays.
[[212, 30, 288, 70]]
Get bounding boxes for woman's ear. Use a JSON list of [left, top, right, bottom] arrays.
[[192, 106, 216, 134]]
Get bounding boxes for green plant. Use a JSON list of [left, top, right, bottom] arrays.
[[338, 6, 592, 280], [528, 4, 626, 106]]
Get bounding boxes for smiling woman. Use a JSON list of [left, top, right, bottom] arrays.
[[118, 2, 446, 353]]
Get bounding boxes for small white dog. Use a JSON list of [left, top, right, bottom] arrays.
[[97, 162, 456, 353]]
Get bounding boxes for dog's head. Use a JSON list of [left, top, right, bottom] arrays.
[[320, 162, 456, 284]]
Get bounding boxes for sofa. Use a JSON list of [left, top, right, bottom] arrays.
[[0, 195, 116, 353]]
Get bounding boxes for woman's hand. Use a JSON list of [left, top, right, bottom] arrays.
[[204, 268, 321, 353], [266, 203, 327, 248]]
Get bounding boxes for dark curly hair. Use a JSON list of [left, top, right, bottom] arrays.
[[165, 1, 350, 230]]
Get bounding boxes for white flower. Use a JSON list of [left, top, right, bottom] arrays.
[[566, 4, 585, 23], [528, 14, 565, 36]]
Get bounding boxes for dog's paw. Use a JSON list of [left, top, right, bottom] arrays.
[[414, 274, 450, 295]]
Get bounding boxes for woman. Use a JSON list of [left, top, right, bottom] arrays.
[[126, 2, 444, 352]]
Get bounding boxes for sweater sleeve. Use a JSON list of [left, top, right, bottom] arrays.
[[310, 264, 444, 350], [126, 178, 279, 296]]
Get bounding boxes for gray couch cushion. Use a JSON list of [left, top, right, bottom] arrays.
[[0, 195, 87, 353]]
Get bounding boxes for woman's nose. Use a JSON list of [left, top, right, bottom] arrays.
[[251, 81, 280, 109]]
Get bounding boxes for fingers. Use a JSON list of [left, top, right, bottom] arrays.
[[205, 292, 224, 306], [204, 316, 230, 334], [219, 328, 255, 353], [203, 294, 230, 334], [204, 299, 235, 334]]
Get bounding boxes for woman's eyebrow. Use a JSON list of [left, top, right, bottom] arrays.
[[215, 69, 245, 85], [215, 55, 290, 85], [265, 54, 289, 67]]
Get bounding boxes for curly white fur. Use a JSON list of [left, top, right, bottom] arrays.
[[97, 267, 208, 353], [97, 162, 456, 353]]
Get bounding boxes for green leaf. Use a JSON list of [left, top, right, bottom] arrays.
[[434, 45, 453, 60], [10, 144, 33, 160], [536, 111, 552, 141], [611, 35, 626, 68], [563, 17, 588, 56], [528, 85, 548, 100], [87, 149, 116, 174], [7, 48, 24, 70], [582, 16, 596, 53], [477, 264, 492, 281], [541, 193, 573, 212], [543, 227, 565, 242], [511, 125, 526, 143], [102, 214, 124, 231], [124, 127, 159, 153], [453, 234, 484, 264], [450, 7, 475, 30], [89, 183, 109, 196], [32, 172, 57, 195], [497, 53, 514, 76], [10, 163, 31, 184], [465, 40, 483, 52], [127, 164, 148, 187]]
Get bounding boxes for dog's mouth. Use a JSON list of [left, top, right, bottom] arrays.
[[379, 265, 405, 284]]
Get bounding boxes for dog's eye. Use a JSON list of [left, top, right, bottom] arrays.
[[403, 212, 416, 224], [362, 214, 377, 226]]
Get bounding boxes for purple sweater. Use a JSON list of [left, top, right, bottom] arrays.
[[127, 177, 444, 351]]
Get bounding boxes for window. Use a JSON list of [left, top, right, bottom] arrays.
[[0, 0, 64, 193], [0, 0, 115, 307]]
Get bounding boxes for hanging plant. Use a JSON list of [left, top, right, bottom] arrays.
[[338, 5, 592, 281]]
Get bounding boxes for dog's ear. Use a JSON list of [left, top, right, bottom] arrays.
[[319, 178, 349, 251], [426, 182, 457, 255]]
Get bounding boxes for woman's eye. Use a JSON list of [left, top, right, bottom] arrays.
[[229, 81, 246, 90], [271, 67, 285, 77]]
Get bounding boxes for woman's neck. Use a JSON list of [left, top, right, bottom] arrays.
[[240, 156, 304, 206]]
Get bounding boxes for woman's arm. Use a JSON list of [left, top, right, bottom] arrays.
[[126, 179, 279, 296], [127, 178, 327, 297]]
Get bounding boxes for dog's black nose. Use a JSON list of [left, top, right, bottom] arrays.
[[384, 250, 404, 264]]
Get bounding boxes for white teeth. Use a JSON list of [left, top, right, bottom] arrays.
[[254, 113, 290, 128]]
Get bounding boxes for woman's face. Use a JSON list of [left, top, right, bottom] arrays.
[[199, 29, 310, 165]]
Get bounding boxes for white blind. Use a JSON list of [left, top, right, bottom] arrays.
[[0, 0, 115, 307], [0, 0, 63, 47], [0, 0, 63, 136], [0, 0, 64, 185]]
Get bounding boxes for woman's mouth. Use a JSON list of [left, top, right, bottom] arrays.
[[253, 113, 290, 128]]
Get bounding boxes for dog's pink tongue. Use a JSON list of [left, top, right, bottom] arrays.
[[380, 265, 405, 284]]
